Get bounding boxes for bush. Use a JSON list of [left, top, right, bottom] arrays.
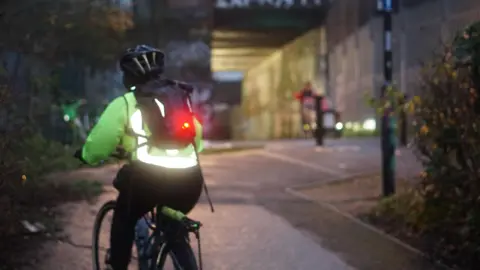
[[0, 1, 133, 267], [365, 21, 480, 269], [407, 23, 480, 270], [21, 134, 79, 177], [370, 186, 424, 232], [0, 80, 80, 190], [0, 74, 85, 268]]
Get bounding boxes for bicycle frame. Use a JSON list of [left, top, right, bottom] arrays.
[[135, 217, 151, 269], [134, 207, 204, 270]]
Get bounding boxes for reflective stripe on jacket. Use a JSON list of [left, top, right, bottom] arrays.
[[81, 92, 203, 167]]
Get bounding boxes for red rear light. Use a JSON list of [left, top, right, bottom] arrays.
[[172, 112, 195, 142]]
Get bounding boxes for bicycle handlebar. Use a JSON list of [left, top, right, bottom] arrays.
[[160, 206, 202, 231], [161, 206, 186, 221]]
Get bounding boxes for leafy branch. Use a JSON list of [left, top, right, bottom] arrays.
[[0, 0, 134, 69]]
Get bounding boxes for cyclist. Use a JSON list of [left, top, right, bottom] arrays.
[[295, 82, 317, 137], [75, 45, 205, 270]]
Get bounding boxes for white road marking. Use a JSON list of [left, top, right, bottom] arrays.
[[315, 146, 361, 152], [259, 151, 347, 178], [338, 163, 347, 169]]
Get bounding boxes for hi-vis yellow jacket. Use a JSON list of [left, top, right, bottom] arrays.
[[81, 92, 203, 168]]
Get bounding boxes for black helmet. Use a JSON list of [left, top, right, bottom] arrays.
[[120, 45, 165, 79]]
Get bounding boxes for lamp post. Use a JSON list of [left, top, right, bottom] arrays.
[[377, 0, 397, 196]]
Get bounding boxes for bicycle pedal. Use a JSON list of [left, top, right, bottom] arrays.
[[104, 248, 112, 265]]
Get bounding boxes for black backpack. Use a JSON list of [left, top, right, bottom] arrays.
[[126, 79, 197, 150]]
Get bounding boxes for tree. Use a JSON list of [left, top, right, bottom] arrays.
[[0, 0, 134, 70], [0, 0, 135, 142]]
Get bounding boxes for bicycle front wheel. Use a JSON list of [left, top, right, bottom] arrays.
[[92, 200, 116, 270], [92, 200, 140, 270], [156, 240, 198, 270]]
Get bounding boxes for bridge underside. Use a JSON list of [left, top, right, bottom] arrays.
[[212, 8, 327, 73]]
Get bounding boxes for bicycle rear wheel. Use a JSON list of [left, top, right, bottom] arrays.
[[92, 200, 139, 270], [156, 239, 198, 270]]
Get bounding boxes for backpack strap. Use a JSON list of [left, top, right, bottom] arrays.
[[122, 94, 151, 152], [123, 94, 139, 138], [122, 95, 130, 130]]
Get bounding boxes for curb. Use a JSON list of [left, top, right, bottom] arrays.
[[259, 151, 349, 178], [285, 183, 452, 270], [287, 170, 380, 191], [200, 147, 264, 157]]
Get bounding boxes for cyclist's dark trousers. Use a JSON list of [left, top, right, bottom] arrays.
[[110, 183, 155, 270], [109, 163, 203, 270]]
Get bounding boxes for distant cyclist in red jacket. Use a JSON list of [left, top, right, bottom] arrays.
[[294, 81, 315, 101], [294, 82, 317, 137]]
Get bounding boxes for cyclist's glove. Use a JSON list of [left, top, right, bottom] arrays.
[[112, 146, 128, 159], [180, 217, 202, 231], [74, 148, 88, 164]]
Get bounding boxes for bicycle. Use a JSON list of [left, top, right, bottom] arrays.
[[87, 141, 215, 270], [92, 201, 204, 270]]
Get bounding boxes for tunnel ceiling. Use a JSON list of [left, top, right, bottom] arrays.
[[212, 7, 327, 72], [211, 29, 304, 71]]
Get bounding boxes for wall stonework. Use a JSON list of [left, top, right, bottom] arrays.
[[241, 28, 324, 140], [327, 0, 480, 123]]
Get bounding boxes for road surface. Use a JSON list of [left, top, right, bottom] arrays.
[[33, 138, 432, 270]]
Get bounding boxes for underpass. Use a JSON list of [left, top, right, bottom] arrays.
[[212, 1, 326, 71], [210, 0, 328, 140]]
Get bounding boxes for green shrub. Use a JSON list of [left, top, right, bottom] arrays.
[[370, 187, 425, 232], [0, 87, 86, 269], [21, 134, 79, 178], [365, 21, 480, 269], [409, 23, 480, 269]]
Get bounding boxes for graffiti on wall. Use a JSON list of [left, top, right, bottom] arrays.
[[164, 41, 211, 80], [165, 41, 210, 67], [164, 40, 214, 136], [215, 0, 324, 9]]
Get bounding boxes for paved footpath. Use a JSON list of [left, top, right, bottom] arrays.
[[32, 139, 436, 270]]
